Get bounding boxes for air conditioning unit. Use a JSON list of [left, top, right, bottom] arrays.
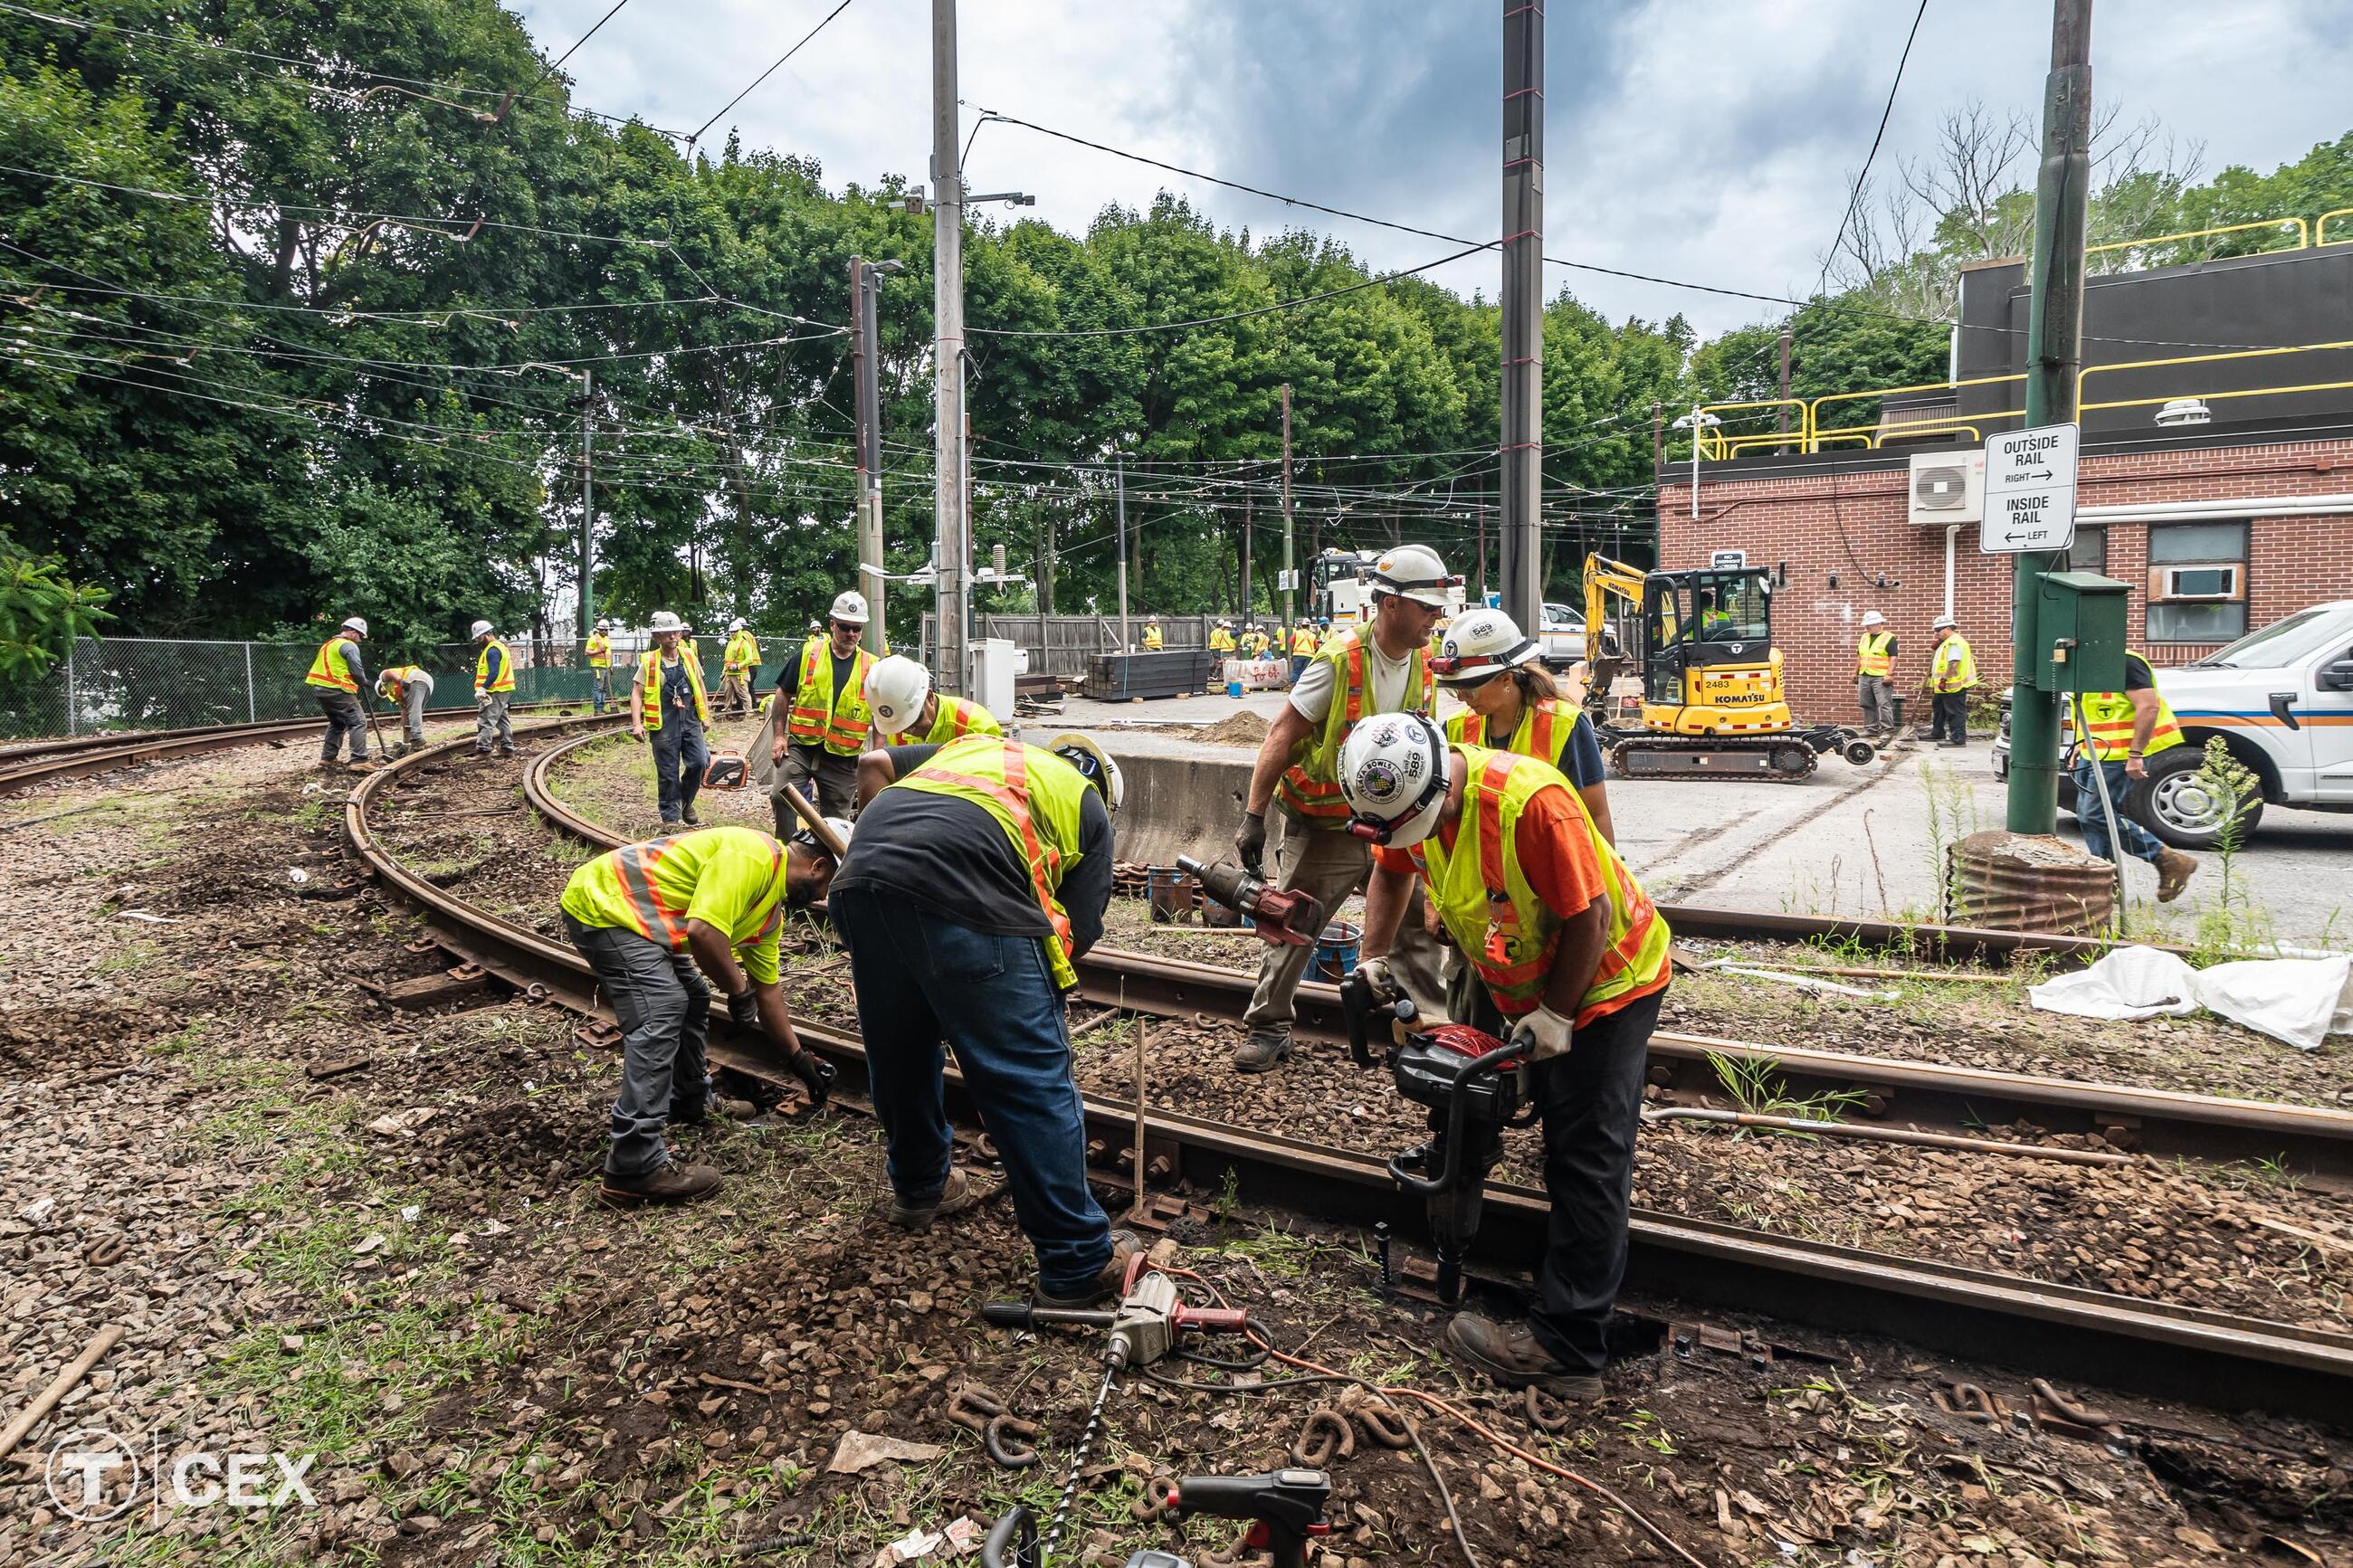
[[2149, 563, 2243, 603], [1907, 451, 1985, 525]]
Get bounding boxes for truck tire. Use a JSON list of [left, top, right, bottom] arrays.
[[2130, 745, 2264, 851]]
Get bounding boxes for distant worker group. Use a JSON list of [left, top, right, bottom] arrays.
[[1853, 609, 1979, 746]]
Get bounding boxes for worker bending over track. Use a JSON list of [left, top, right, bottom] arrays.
[[833, 733, 1138, 1307], [862, 654, 1002, 747], [303, 617, 376, 773], [1343, 713, 1672, 1399], [560, 824, 840, 1205], [764, 592, 873, 827], [1433, 607, 1615, 845], [374, 663, 433, 757], [632, 611, 713, 828]]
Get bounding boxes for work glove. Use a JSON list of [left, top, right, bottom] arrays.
[[726, 990, 761, 1031], [1508, 1003, 1577, 1062], [788, 1049, 835, 1106], [1234, 810, 1268, 875], [1356, 955, 1401, 1004]]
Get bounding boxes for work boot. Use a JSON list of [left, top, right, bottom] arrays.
[[599, 1160, 723, 1207], [1443, 1313, 1603, 1399], [886, 1165, 985, 1231], [347, 759, 379, 774], [681, 803, 703, 826], [2154, 848, 2198, 904], [1232, 1028, 1292, 1075], [1034, 1229, 1145, 1309]]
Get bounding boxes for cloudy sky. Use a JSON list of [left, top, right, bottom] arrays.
[[515, 0, 2353, 337]]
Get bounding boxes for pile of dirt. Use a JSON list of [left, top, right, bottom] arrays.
[[1190, 709, 1272, 747]]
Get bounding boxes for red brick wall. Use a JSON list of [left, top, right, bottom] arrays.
[[1658, 437, 2353, 720]]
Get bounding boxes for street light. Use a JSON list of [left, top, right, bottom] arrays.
[[1670, 408, 1722, 520]]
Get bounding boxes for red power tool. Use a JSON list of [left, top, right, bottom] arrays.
[[1176, 854, 1327, 946]]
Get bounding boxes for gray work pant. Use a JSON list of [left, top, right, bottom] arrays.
[[563, 913, 709, 1177], [1242, 807, 1446, 1034], [776, 744, 857, 832], [315, 689, 367, 762], [397, 674, 433, 744], [475, 691, 513, 753], [1856, 674, 1895, 730]]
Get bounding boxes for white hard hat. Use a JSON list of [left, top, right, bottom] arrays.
[[595, 618, 613, 631], [1860, 611, 1886, 628], [340, 616, 368, 637], [863, 655, 933, 736], [1338, 713, 1452, 849], [470, 619, 494, 640], [1369, 543, 1457, 609], [829, 590, 870, 625], [728, 616, 748, 632], [1932, 613, 1957, 631], [649, 610, 688, 633], [1430, 607, 1538, 686], [1048, 732, 1124, 813]]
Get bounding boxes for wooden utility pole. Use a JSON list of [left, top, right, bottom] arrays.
[[930, 0, 968, 693], [1776, 327, 1794, 453], [1280, 384, 1296, 634], [851, 258, 888, 654], [1498, 0, 1544, 631]]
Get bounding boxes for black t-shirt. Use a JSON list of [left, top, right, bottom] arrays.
[[2122, 654, 2155, 692], [831, 744, 1115, 951]]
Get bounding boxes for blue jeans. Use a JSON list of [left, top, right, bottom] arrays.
[[590, 668, 610, 714], [649, 714, 708, 822], [830, 887, 1113, 1296], [563, 913, 710, 1176], [2074, 755, 2165, 866]]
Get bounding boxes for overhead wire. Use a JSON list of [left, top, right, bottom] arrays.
[[685, 0, 863, 148]]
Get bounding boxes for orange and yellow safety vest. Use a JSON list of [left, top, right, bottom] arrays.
[[891, 736, 1091, 990], [1930, 633, 1978, 694], [1444, 698, 1585, 777], [638, 644, 711, 731], [1275, 630, 1431, 825], [786, 637, 874, 755], [2080, 652, 2185, 762], [1291, 625, 1319, 655], [585, 632, 612, 670], [560, 825, 786, 984], [1856, 632, 1893, 678], [476, 638, 516, 694], [913, 692, 1004, 746], [304, 636, 358, 693], [724, 631, 761, 674], [378, 665, 427, 698]]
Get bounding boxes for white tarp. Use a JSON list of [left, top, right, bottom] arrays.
[[2028, 945, 2353, 1051]]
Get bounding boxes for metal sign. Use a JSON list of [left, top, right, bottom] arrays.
[[1982, 423, 2080, 555], [1709, 549, 1748, 570]]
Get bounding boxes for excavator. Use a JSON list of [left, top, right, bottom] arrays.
[[1582, 554, 1876, 781]]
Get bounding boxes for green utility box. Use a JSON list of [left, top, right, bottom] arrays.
[[2033, 570, 2129, 693]]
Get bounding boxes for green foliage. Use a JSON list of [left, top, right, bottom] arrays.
[[0, 547, 108, 677]]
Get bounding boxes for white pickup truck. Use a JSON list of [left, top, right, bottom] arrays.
[[1995, 600, 2353, 848]]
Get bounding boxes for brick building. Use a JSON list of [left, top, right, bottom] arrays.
[[1656, 244, 2353, 721]]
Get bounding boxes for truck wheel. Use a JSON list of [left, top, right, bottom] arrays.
[[2131, 746, 2264, 851], [1842, 738, 1877, 766]]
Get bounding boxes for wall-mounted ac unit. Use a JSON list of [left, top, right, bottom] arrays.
[[2149, 563, 2243, 603], [1907, 451, 1985, 525]]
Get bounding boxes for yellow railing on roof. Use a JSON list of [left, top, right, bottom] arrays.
[[1687, 397, 1807, 460], [2319, 208, 2353, 247], [2086, 216, 2309, 261], [1806, 373, 2025, 453], [2076, 337, 2353, 413]]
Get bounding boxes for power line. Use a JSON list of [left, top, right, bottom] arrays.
[[687, 0, 862, 148], [969, 242, 1488, 338], [1812, 0, 1932, 302], [537, 0, 634, 84]]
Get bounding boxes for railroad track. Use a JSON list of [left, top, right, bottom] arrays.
[[319, 718, 2353, 1421]]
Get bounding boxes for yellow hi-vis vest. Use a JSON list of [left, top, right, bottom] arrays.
[[1931, 633, 1979, 693], [638, 644, 711, 731], [787, 637, 874, 755], [1856, 632, 1893, 678], [891, 736, 1091, 990], [1208, 628, 1236, 653], [1404, 746, 1671, 1024], [1291, 625, 1319, 655], [724, 631, 760, 673], [560, 826, 786, 984], [378, 665, 426, 698], [476, 638, 516, 694], [1275, 630, 1431, 826], [915, 692, 1004, 746], [1142, 622, 1164, 651], [1445, 698, 1585, 777], [305, 636, 358, 692], [585, 632, 612, 670], [2080, 651, 2185, 762]]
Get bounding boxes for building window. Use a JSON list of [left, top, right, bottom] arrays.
[[2067, 526, 2107, 575], [2146, 521, 2247, 641]]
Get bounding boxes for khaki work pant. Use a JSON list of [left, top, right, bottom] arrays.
[[720, 670, 753, 717], [1243, 807, 1446, 1035]]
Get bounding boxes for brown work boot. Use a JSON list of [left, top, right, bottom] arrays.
[[1231, 1029, 1292, 1075], [2154, 848, 2198, 903], [681, 803, 702, 826], [347, 759, 380, 774], [1034, 1228, 1145, 1309], [886, 1165, 985, 1231], [1443, 1313, 1603, 1399], [599, 1160, 723, 1207]]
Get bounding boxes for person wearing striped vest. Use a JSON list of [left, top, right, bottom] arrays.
[[767, 590, 874, 831], [2076, 651, 2199, 901], [861, 654, 1002, 754], [585, 619, 614, 714], [302, 616, 376, 771], [1927, 613, 1979, 746], [631, 611, 712, 827], [1231, 543, 1457, 1074], [1343, 714, 1672, 1402], [560, 825, 842, 1206], [1854, 610, 1897, 734], [374, 663, 433, 755], [1434, 606, 1615, 846], [471, 618, 517, 758]]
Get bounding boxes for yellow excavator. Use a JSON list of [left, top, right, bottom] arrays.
[[1582, 554, 1875, 781]]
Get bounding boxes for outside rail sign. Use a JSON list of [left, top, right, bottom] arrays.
[[1982, 422, 2080, 554]]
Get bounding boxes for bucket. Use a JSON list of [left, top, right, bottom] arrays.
[[1146, 866, 1194, 925], [1227, 679, 1243, 698], [1312, 919, 1361, 982], [1203, 892, 1242, 928]]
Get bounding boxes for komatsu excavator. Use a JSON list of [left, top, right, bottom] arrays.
[[1583, 555, 1875, 781]]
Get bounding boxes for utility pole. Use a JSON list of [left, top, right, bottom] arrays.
[[579, 367, 594, 642], [1776, 328, 1794, 452], [2005, 0, 2095, 836], [850, 258, 891, 655], [1115, 457, 1130, 649], [1475, 509, 1487, 602], [1239, 482, 1253, 623], [930, 0, 968, 695], [1498, 0, 1544, 631], [1280, 383, 1296, 634]]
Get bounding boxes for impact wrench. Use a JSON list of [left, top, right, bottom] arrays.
[[1175, 854, 1328, 946]]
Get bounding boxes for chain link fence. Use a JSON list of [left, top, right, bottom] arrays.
[[918, 613, 1217, 680]]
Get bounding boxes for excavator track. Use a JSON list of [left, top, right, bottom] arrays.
[[1608, 734, 1820, 782]]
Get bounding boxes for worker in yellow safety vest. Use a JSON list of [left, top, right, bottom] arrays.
[[720, 618, 761, 718], [1343, 713, 1671, 1402], [585, 618, 614, 714], [761, 590, 875, 833], [1241, 622, 1270, 658], [2076, 651, 2199, 901], [303, 616, 376, 772], [1433, 607, 1614, 844], [561, 823, 843, 1206], [470, 618, 517, 759], [1208, 620, 1237, 654], [374, 663, 433, 755], [1927, 613, 1978, 747], [831, 733, 1137, 1305], [632, 610, 712, 827], [1854, 610, 1897, 733], [860, 654, 1002, 757], [1141, 615, 1164, 651]]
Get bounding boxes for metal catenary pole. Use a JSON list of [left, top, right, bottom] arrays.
[[244, 641, 256, 722], [1280, 383, 1296, 634], [1115, 457, 1131, 649], [931, 0, 969, 696], [1498, 0, 1545, 632], [580, 367, 595, 641], [2005, 0, 2095, 837], [853, 257, 889, 656]]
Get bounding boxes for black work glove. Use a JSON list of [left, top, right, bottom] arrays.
[[726, 989, 761, 1031], [789, 1049, 835, 1105], [1234, 810, 1268, 875]]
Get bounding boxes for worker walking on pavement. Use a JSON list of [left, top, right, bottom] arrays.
[[303, 617, 376, 772], [1141, 615, 1164, 651], [862, 654, 1002, 748], [721, 618, 761, 718], [586, 619, 614, 714], [632, 611, 712, 828], [1343, 713, 1672, 1400], [1855, 611, 1898, 734], [472, 620, 517, 758], [831, 733, 1138, 1306], [1928, 613, 1977, 746], [1434, 608, 1615, 844], [1230, 544, 1455, 1074], [2076, 651, 2200, 902], [766, 592, 874, 830], [374, 663, 433, 756], [560, 824, 841, 1206]]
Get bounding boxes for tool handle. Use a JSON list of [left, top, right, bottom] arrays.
[[980, 1303, 1119, 1330], [1175, 1306, 1253, 1335]]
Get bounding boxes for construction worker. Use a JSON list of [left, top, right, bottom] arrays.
[[833, 732, 1135, 1304], [1208, 620, 1237, 655], [862, 654, 1002, 749], [721, 617, 761, 718], [632, 610, 712, 827], [469, 620, 516, 758], [1141, 615, 1164, 651], [586, 618, 614, 714], [765, 592, 874, 832], [2076, 652, 2200, 901], [1434, 608, 1614, 844], [374, 663, 433, 756], [1287, 620, 1319, 685], [1854, 611, 1897, 734], [1927, 613, 1977, 746], [560, 824, 841, 1206], [303, 617, 376, 772], [1240, 622, 1267, 658], [1342, 712, 1671, 1400], [1230, 544, 1455, 1073]]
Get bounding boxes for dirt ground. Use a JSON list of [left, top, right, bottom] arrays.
[[5, 731, 2347, 1566]]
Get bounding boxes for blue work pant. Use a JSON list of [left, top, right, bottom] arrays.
[[649, 714, 708, 823], [564, 913, 710, 1177], [2074, 755, 2166, 866], [590, 668, 610, 714], [315, 689, 367, 762]]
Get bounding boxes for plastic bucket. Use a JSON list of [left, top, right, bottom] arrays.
[[1146, 866, 1194, 925], [1312, 919, 1360, 982], [1227, 679, 1243, 698]]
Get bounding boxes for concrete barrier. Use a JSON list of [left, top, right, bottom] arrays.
[[1100, 743, 1253, 867]]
